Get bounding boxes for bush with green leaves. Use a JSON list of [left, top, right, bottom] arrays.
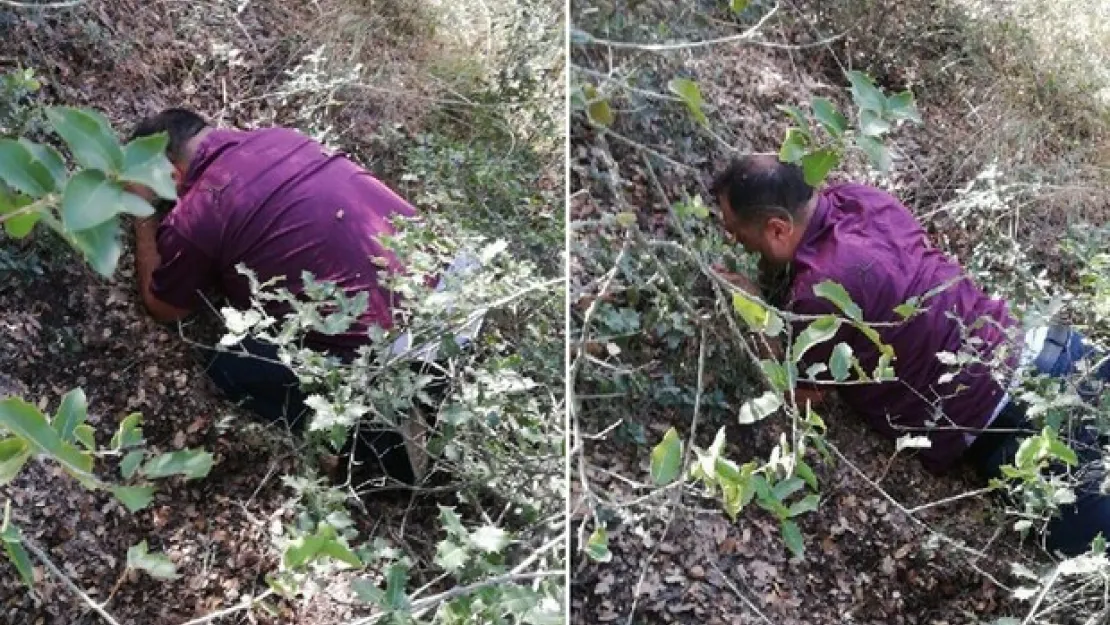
[[218, 201, 564, 621], [0, 88, 214, 591]]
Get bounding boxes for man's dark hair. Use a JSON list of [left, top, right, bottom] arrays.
[[130, 108, 208, 163], [709, 155, 814, 224]]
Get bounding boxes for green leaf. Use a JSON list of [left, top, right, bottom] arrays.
[[282, 524, 360, 569], [760, 359, 790, 393], [120, 133, 177, 200], [111, 485, 155, 512], [45, 107, 124, 172], [110, 413, 143, 450], [352, 577, 386, 605], [53, 388, 87, 443], [668, 78, 709, 126], [69, 217, 122, 277], [1092, 533, 1106, 554], [435, 539, 468, 572], [141, 449, 214, 480], [858, 109, 891, 137], [1047, 437, 1078, 467], [811, 97, 848, 136], [470, 525, 510, 553], [120, 449, 145, 479], [829, 343, 853, 381], [777, 105, 810, 132], [283, 533, 325, 569], [886, 90, 922, 124], [730, 0, 749, 13], [650, 427, 683, 485], [438, 505, 467, 538], [779, 127, 808, 163], [846, 71, 885, 113], [73, 424, 95, 451], [800, 149, 839, 186], [126, 540, 179, 580], [0, 438, 30, 485], [787, 494, 820, 517], [813, 280, 862, 321], [1, 505, 33, 588], [585, 525, 612, 563], [795, 458, 818, 491], [732, 293, 784, 336], [19, 139, 67, 191], [738, 391, 782, 425], [587, 99, 614, 127], [792, 316, 842, 361], [0, 397, 94, 478], [772, 476, 805, 501], [0, 190, 39, 238], [856, 135, 892, 172], [873, 350, 896, 381], [319, 538, 363, 567], [384, 563, 410, 612], [0, 139, 54, 198], [62, 170, 152, 231], [4, 214, 39, 239], [780, 519, 805, 561], [893, 301, 919, 319], [753, 475, 790, 518]]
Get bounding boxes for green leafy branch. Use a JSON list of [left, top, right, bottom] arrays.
[[0, 391, 212, 587], [779, 70, 922, 185], [0, 105, 177, 276]]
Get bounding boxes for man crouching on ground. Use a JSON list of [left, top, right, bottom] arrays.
[[127, 108, 422, 484], [710, 154, 1110, 556]]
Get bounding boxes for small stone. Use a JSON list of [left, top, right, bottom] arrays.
[[688, 565, 706, 580]]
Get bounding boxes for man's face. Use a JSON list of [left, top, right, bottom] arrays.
[[717, 194, 798, 266]]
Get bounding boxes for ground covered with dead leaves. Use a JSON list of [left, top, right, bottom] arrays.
[[570, 1, 1110, 623], [0, 1, 454, 622]]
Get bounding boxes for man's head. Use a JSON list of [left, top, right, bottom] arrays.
[[710, 155, 817, 266], [129, 108, 210, 212], [130, 108, 210, 176]]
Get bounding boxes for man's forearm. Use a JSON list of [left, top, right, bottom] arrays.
[[132, 217, 190, 322], [134, 217, 161, 297]]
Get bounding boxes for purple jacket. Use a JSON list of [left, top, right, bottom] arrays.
[[789, 184, 1015, 473], [151, 128, 417, 353]]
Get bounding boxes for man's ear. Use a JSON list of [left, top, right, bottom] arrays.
[[766, 216, 795, 242]]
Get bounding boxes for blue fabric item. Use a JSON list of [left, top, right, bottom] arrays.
[[975, 327, 1110, 555], [202, 337, 308, 427]]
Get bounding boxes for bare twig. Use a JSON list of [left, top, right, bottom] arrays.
[[1022, 566, 1061, 625], [177, 589, 276, 625], [707, 560, 774, 624], [21, 536, 123, 625], [826, 441, 1013, 591], [580, 5, 782, 52], [0, 0, 82, 7]]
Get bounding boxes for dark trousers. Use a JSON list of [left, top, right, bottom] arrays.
[[201, 337, 420, 485], [967, 326, 1110, 555]]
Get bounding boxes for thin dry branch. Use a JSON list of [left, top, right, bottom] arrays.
[[21, 536, 123, 625]]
